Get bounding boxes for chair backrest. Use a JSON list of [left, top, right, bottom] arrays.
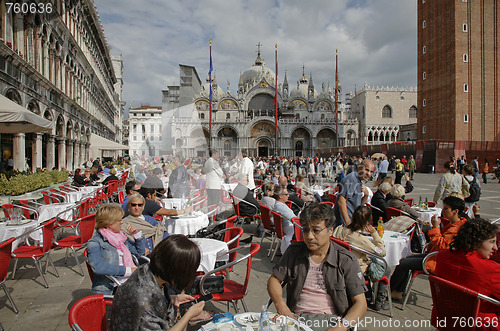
[[225, 227, 244, 264], [330, 236, 351, 250], [404, 198, 413, 206], [385, 207, 403, 220], [41, 191, 51, 204], [78, 214, 97, 245], [428, 274, 481, 330], [291, 217, 302, 241], [255, 179, 263, 187], [294, 187, 302, 199], [68, 294, 112, 331], [83, 249, 94, 282], [1, 203, 14, 220], [18, 200, 33, 219], [259, 204, 273, 231], [42, 218, 57, 253], [328, 193, 337, 204], [270, 211, 284, 239], [107, 180, 119, 195], [0, 237, 15, 282], [427, 201, 437, 207], [118, 191, 125, 204], [225, 215, 237, 229], [241, 243, 261, 294], [207, 204, 220, 223], [321, 201, 334, 207]]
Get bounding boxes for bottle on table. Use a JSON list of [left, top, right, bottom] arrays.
[[259, 305, 270, 331], [425, 197, 428, 210], [377, 217, 384, 238], [418, 196, 422, 208]]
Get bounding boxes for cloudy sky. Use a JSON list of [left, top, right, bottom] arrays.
[[93, 0, 417, 111]]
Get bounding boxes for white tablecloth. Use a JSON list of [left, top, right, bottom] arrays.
[[0, 221, 38, 251], [79, 185, 101, 195], [190, 238, 229, 273], [412, 207, 442, 222], [34, 202, 75, 242], [165, 211, 209, 235], [65, 191, 84, 203], [221, 183, 237, 192], [162, 198, 182, 209], [201, 312, 313, 331], [368, 230, 411, 267]]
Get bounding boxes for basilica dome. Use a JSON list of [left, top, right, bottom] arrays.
[[241, 52, 276, 88], [200, 75, 224, 99], [290, 72, 318, 99]]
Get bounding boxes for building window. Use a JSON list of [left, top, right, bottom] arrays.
[[464, 114, 469, 123], [409, 105, 417, 118], [422, 20, 426, 29], [382, 105, 392, 118], [400, 96, 405, 100], [423, 46, 426, 54], [423, 72, 426, 80], [422, 125, 426, 134], [142, 125, 145, 132], [200, 113, 205, 119], [463, 53, 468, 62], [150, 124, 154, 132], [151, 136, 154, 141], [422, 0, 425, 2], [159, 125, 162, 133], [226, 113, 230, 120], [133, 125, 137, 133], [463, 24, 468, 32], [133, 136, 137, 141], [142, 113, 146, 116], [423, 99, 426, 107], [464, 84, 468, 92]]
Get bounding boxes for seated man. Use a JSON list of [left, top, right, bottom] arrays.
[[124, 187, 192, 218], [278, 176, 305, 215], [122, 180, 141, 210], [232, 173, 260, 217], [390, 196, 468, 300], [268, 203, 367, 331]]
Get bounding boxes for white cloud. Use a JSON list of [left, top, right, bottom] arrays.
[[94, 0, 416, 109]]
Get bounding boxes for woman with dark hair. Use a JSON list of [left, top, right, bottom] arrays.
[[434, 219, 500, 327], [333, 206, 388, 310], [433, 160, 470, 203], [110, 235, 211, 330], [260, 182, 276, 209]]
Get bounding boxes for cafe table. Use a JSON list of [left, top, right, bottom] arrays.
[[367, 230, 411, 267], [190, 238, 229, 273], [0, 220, 37, 251], [221, 183, 238, 193], [64, 190, 84, 203], [165, 211, 209, 236], [162, 198, 183, 210], [31, 202, 75, 242], [411, 206, 441, 223], [201, 312, 314, 331]]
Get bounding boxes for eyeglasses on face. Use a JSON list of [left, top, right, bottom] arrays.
[[302, 226, 327, 235], [130, 203, 144, 207]]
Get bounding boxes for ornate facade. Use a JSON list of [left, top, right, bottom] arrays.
[[168, 47, 359, 158], [0, 0, 122, 171]]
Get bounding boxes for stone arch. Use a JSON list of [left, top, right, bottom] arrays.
[[27, 100, 40, 114], [346, 130, 356, 146], [256, 137, 273, 157], [217, 127, 238, 157], [5, 88, 22, 105], [248, 93, 274, 111], [66, 119, 73, 139], [56, 115, 65, 137], [382, 104, 392, 118], [291, 127, 312, 157], [317, 128, 337, 148]]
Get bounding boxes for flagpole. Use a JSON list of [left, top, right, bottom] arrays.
[[274, 43, 278, 157], [208, 39, 213, 151], [335, 49, 339, 147]]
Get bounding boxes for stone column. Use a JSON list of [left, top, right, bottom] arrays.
[[13, 133, 26, 171], [66, 139, 74, 171], [85, 143, 90, 162], [32, 133, 43, 172], [74, 141, 81, 169], [46, 135, 55, 170], [57, 138, 66, 170]]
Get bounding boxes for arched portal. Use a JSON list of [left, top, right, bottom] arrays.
[[217, 127, 237, 157], [291, 128, 311, 157]]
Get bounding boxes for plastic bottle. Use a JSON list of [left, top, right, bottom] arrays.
[[425, 197, 428, 210], [259, 305, 270, 331], [377, 217, 384, 238], [181, 194, 186, 209], [418, 196, 422, 208]]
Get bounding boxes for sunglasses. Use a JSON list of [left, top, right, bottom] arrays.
[[130, 203, 144, 207]]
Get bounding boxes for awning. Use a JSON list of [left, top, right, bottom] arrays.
[[0, 94, 53, 133], [90, 133, 128, 150]]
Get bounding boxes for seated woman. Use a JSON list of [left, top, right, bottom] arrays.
[[260, 182, 276, 209], [87, 204, 146, 294], [74, 168, 95, 186], [111, 235, 211, 330], [434, 219, 500, 328], [102, 168, 120, 186], [333, 206, 389, 311], [72, 168, 85, 186], [386, 184, 420, 219], [122, 193, 169, 253], [268, 203, 367, 331], [371, 177, 394, 223], [90, 166, 100, 182], [294, 174, 315, 202]]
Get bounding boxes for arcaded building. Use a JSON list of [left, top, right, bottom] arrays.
[[417, 0, 500, 142], [0, 0, 123, 171]]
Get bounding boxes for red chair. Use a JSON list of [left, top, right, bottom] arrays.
[[330, 236, 393, 317], [427, 201, 437, 207], [1, 237, 18, 313], [11, 218, 59, 288], [193, 196, 208, 211], [1, 203, 38, 221], [385, 207, 403, 220], [49, 188, 66, 203], [199, 243, 261, 313], [428, 274, 500, 331], [216, 227, 244, 279], [270, 211, 284, 262], [404, 198, 413, 206], [17, 200, 39, 220], [328, 193, 337, 204], [291, 217, 302, 242], [254, 179, 263, 188], [105, 180, 119, 202], [294, 187, 302, 199], [68, 294, 113, 331], [259, 204, 275, 256], [118, 191, 125, 204], [321, 201, 334, 207], [53, 214, 96, 276], [401, 251, 438, 310], [229, 193, 260, 225], [41, 190, 52, 204]]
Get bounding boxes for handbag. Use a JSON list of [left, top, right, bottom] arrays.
[[366, 258, 386, 281], [187, 275, 224, 295]]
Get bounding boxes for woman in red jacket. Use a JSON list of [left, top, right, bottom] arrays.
[[434, 218, 500, 330]]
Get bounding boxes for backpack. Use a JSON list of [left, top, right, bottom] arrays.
[[465, 177, 481, 202]]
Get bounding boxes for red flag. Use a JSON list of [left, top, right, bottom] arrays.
[[335, 49, 339, 133], [274, 44, 278, 130], [209, 39, 213, 132]]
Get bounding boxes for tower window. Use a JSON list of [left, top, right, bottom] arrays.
[[464, 114, 469, 123], [463, 53, 468, 62], [422, 20, 426, 29], [423, 46, 426, 54], [464, 84, 468, 92], [423, 99, 426, 107], [422, 125, 426, 134], [463, 24, 468, 32], [423, 72, 426, 80]]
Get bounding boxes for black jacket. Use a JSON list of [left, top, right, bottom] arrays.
[[371, 190, 389, 223]]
